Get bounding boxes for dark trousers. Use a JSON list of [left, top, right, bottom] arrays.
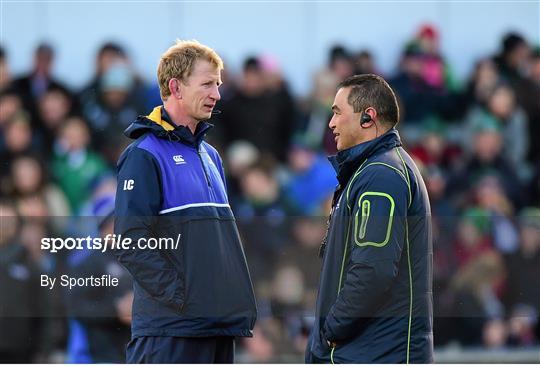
[[126, 336, 235, 364]]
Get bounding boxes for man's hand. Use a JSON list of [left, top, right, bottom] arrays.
[[116, 291, 134, 325]]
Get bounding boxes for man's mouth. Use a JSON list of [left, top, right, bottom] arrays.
[[334, 133, 340, 141]]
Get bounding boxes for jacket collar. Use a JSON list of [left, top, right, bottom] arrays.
[[328, 128, 402, 185], [144, 106, 213, 147]]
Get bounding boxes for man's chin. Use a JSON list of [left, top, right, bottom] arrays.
[[194, 113, 212, 122], [201, 112, 213, 120]]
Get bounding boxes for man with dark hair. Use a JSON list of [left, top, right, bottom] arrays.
[[494, 32, 530, 81], [79, 42, 127, 101], [12, 43, 72, 119], [217, 55, 296, 161], [306, 74, 433, 363]]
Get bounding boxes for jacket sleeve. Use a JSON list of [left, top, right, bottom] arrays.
[[323, 164, 409, 343], [114, 145, 183, 311]]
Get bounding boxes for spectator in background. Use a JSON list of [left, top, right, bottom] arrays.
[[0, 46, 12, 91], [409, 116, 462, 171], [415, 24, 458, 93], [427, 165, 459, 346], [299, 67, 338, 154], [452, 208, 493, 268], [64, 194, 132, 363], [0, 88, 23, 129], [465, 83, 529, 169], [11, 43, 73, 121], [0, 200, 44, 363], [224, 140, 260, 205], [8, 154, 70, 218], [219, 56, 296, 161], [448, 118, 524, 209], [16, 211, 68, 359], [513, 46, 540, 163], [474, 175, 520, 253], [81, 62, 145, 164], [51, 116, 108, 213], [389, 43, 440, 128], [494, 32, 530, 83], [269, 264, 307, 355], [507, 304, 538, 347], [79, 42, 127, 103], [464, 58, 501, 108], [353, 50, 378, 76], [282, 140, 336, 215], [0, 111, 38, 180], [241, 325, 275, 363], [281, 217, 327, 299], [297, 45, 356, 155], [504, 208, 540, 340], [425, 166, 458, 283], [450, 251, 506, 346], [328, 45, 355, 82], [483, 318, 509, 349], [530, 46, 540, 83], [235, 159, 289, 285], [37, 86, 74, 152]]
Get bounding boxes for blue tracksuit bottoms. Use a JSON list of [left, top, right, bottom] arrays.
[[126, 336, 235, 363]]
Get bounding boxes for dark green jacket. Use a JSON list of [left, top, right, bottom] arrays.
[[306, 129, 433, 363]]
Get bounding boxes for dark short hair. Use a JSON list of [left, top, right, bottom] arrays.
[[329, 45, 351, 66], [502, 32, 527, 54], [98, 42, 126, 57], [338, 74, 400, 127], [36, 42, 54, 57], [243, 56, 261, 72]]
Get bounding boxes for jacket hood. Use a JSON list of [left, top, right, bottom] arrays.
[[328, 128, 402, 184], [124, 106, 213, 147]]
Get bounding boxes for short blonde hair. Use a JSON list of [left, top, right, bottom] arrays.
[[157, 39, 224, 100]]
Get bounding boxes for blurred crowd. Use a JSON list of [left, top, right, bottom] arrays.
[[1, 24, 540, 362]]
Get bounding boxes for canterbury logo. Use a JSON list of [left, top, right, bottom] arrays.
[[173, 155, 186, 165]]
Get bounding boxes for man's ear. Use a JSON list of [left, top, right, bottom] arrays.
[[168, 78, 182, 99], [365, 107, 378, 123]]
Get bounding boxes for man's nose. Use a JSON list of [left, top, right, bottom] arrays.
[[329, 116, 336, 129], [211, 86, 221, 101]]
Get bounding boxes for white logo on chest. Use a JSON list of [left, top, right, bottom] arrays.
[[173, 155, 186, 165]]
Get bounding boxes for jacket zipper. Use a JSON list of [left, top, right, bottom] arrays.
[[197, 149, 211, 188], [359, 199, 370, 239]]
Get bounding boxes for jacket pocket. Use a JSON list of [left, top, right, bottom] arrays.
[[154, 220, 188, 312]]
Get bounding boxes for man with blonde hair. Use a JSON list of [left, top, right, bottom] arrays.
[[114, 40, 257, 363]]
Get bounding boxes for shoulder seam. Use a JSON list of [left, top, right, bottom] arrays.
[[346, 162, 410, 210], [394, 147, 412, 208], [120, 136, 164, 206]]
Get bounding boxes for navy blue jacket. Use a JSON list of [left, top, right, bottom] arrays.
[[114, 106, 257, 338], [306, 129, 433, 363]]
